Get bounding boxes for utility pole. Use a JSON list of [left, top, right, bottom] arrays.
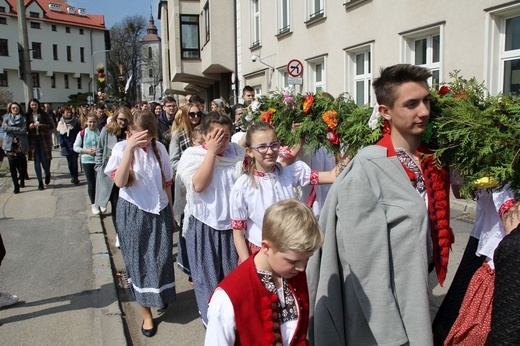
[[17, 0, 33, 105]]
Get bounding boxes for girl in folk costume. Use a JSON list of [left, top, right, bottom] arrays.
[[175, 111, 245, 325], [57, 106, 81, 184], [205, 199, 323, 346], [444, 187, 516, 345], [230, 121, 347, 264], [104, 110, 176, 338], [2, 102, 29, 194], [74, 114, 101, 215]]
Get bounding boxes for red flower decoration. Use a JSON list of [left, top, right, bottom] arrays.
[[303, 94, 314, 114], [260, 109, 275, 125], [438, 85, 451, 96], [326, 128, 339, 145]]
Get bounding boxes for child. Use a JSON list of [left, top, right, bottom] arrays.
[[190, 125, 204, 146], [104, 110, 176, 337], [74, 114, 100, 215], [230, 121, 346, 263], [57, 106, 81, 184], [176, 111, 245, 325], [205, 199, 323, 345]]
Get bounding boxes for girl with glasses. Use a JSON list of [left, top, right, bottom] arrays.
[[230, 121, 348, 264]]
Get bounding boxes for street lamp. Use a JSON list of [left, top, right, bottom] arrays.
[[91, 49, 111, 104]]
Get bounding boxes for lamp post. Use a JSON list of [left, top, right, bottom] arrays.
[[91, 49, 111, 104]]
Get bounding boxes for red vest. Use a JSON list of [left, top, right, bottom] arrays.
[[218, 255, 310, 346]]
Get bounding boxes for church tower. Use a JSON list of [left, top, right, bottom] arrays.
[[141, 8, 162, 102]]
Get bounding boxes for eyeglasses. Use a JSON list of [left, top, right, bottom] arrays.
[[249, 142, 282, 154], [117, 118, 128, 122], [189, 111, 202, 118]]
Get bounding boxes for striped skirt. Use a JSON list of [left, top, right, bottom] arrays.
[[116, 198, 176, 308]]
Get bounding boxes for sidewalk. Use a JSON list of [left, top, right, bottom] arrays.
[[0, 151, 125, 345]]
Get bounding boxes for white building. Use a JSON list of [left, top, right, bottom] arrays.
[[157, 0, 520, 106], [140, 12, 162, 103], [0, 0, 108, 107]]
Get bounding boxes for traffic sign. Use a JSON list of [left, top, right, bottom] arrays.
[[288, 76, 303, 85], [287, 59, 303, 77]]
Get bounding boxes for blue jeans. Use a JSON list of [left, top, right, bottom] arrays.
[[33, 138, 50, 181]]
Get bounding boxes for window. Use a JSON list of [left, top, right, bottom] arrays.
[[0, 6, 6, 13], [503, 16, 520, 95], [346, 46, 372, 106], [308, 0, 324, 19], [251, 0, 261, 47], [77, 77, 82, 89], [309, 58, 326, 93], [29, 12, 39, 18], [278, 69, 290, 89], [80, 47, 85, 62], [66, 46, 71, 61], [204, 2, 210, 44], [65, 27, 70, 33], [0, 17, 6, 25], [401, 26, 442, 88], [30, 22, 40, 29], [79, 29, 84, 35], [278, 0, 291, 34], [180, 15, 200, 59], [64, 74, 69, 88], [149, 85, 154, 96], [32, 42, 42, 59], [149, 69, 153, 78], [0, 72, 7, 87], [148, 46, 153, 60], [50, 73, 56, 88], [53, 44, 58, 60], [0, 39, 7, 56], [32, 72, 40, 87], [52, 25, 57, 31], [253, 85, 262, 97]]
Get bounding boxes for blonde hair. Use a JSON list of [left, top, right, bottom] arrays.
[[190, 125, 203, 142], [244, 121, 277, 189], [107, 107, 133, 136], [170, 103, 201, 138], [125, 110, 167, 190], [262, 199, 323, 253]]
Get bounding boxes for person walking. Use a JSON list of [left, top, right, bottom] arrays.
[[57, 106, 81, 184], [27, 98, 54, 190], [2, 102, 29, 194]]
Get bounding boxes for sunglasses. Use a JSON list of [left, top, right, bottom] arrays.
[[189, 111, 203, 118]]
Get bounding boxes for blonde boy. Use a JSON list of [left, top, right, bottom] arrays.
[[205, 199, 322, 345]]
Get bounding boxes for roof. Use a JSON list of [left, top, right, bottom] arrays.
[[142, 13, 160, 43], [4, 0, 107, 30]]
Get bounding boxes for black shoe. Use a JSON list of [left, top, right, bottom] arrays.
[[45, 174, 51, 185], [13, 186, 20, 194], [73, 178, 80, 185], [25, 172, 29, 180], [141, 320, 156, 337], [38, 180, 44, 190], [19, 180, 25, 188]]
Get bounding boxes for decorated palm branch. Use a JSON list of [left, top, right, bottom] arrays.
[[242, 71, 520, 198]]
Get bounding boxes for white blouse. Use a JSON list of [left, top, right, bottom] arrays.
[[230, 161, 317, 247], [104, 140, 173, 214], [471, 187, 515, 268]]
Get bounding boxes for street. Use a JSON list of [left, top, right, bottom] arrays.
[[0, 150, 477, 345]]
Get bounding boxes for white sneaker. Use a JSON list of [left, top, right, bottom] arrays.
[[91, 204, 100, 215], [0, 291, 19, 308], [99, 206, 107, 213], [115, 235, 120, 248]]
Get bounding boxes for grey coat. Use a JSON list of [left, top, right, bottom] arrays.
[[2, 113, 29, 153], [94, 127, 119, 208], [307, 145, 433, 346]]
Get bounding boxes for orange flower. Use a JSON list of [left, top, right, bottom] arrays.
[[303, 94, 314, 114], [322, 110, 338, 129], [260, 108, 275, 124]]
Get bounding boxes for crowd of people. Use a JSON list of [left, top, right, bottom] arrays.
[[1, 64, 519, 345]]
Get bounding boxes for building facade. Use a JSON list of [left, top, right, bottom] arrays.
[[157, 0, 520, 107], [0, 0, 108, 107], [141, 13, 162, 103]]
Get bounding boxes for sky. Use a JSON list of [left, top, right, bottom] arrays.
[[68, 0, 161, 29]]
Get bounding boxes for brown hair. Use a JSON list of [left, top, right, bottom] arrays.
[[107, 107, 133, 136], [170, 103, 200, 138], [125, 110, 167, 190]]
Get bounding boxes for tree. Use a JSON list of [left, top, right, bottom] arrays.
[[106, 15, 147, 104]]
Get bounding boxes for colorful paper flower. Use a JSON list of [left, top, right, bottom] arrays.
[[322, 110, 338, 129], [326, 128, 339, 145], [438, 85, 451, 96], [260, 108, 275, 124], [303, 94, 314, 114]]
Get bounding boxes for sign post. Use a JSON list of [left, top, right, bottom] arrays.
[[287, 59, 303, 86]]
